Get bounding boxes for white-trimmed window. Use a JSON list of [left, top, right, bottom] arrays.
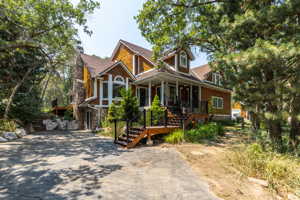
[[212, 73, 222, 86], [212, 96, 224, 109], [113, 76, 125, 99], [102, 81, 108, 99], [179, 51, 188, 68]]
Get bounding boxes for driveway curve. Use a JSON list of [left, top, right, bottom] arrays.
[[0, 131, 219, 200]]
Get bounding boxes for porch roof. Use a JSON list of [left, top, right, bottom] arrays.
[[134, 66, 201, 85], [133, 66, 232, 93]]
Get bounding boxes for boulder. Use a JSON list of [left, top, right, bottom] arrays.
[[43, 120, 58, 131], [0, 136, 8, 142], [3, 132, 18, 140], [288, 194, 300, 200], [57, 119, 68, 130], [67, 120, 79, 130], [248, 177, 268, 187], [15, 128, 26, 138]]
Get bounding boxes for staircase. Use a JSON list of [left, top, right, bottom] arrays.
[[166, 107, 189, 127], [115, 127, 146, 148]]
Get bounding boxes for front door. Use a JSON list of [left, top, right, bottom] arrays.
[[180, 86, 190, 107], [138, 88, 148, 107]]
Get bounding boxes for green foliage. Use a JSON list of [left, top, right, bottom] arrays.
[[107, 103, 121, 122], [119, 89, 140, 122], [136, 0, 300, 150], [185, 123, 225, 142], [63, 109, 74, 121], [0, 0, 100, 122], [229, 143, 300, 193], [214, 119, 236, 126], [164, 129, 184, 144], [150, 95, 164, 125], [0, 119, 16, 132]]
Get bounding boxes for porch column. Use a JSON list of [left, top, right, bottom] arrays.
[[190, 85, 193, 110], [165, 82, 169, 106], [199, 85, 202, 107], [176, 80, 179, 100], [161, 81, 164, 105], [148, 81, 152, 106], [99, 78, 103, 107], [126, 77, 129, 90], [175, 54, 179, 71], [108, 74, 113, 105]]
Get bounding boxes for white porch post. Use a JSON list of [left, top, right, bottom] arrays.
[[99, 79, 103, 107], [175, 54, 179, 71], [190, 85, 193, 110], [176, 80, 179, 100], [148, 81, 152, 107], [161, 81, 164, 105], [108, 74, 113, 105], [126, 77, 129, 90], [165, 82, 169, 106]]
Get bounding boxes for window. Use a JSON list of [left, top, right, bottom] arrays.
[[113, 76, 125, 99], [114, 76, 124, 83], [212, 96, 224, 109], [179, 51, 188, 68], [113, 83, 125, 98], [212, 73, 222, 86], [102, 82, 108, 99]]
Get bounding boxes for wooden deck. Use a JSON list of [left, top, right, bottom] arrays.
[[126, 126, 180, 148]]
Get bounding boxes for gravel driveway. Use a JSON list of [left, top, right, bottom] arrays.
[[0, 131, 219, 200]]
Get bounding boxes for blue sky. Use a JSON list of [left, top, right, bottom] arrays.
[[78, 0, 208, 68]]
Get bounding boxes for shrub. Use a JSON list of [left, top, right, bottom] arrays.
[[0, 119, 17, 132], [150, 95, 164, 125], [63, 109, 74, 120], [214, 119, 235, 126], [164, 129, 184, 144], [228, 143, 300, 193], [185, 122, 224, 142]]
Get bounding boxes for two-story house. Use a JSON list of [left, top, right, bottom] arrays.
[[72, 39, 231, 130]]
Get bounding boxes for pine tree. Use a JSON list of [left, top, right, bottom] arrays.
[[150, 95, 164, 125]]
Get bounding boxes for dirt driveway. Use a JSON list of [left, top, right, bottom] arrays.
[[0, 131, 219, 200]]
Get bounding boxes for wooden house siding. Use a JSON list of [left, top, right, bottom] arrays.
[[138, 56, 153, 73], [83, 66, 92, 98], [113, 45, 134, 72], [164, 56, 175, 68], [201, 87, 231, 115]]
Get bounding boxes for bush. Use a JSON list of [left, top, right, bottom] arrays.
[[63, 109, 74, 121], [214, 119, 236, 126], [164, 129, 184, 144], [229, 143, 300, 193], [185, 122, 225, 142], [0, 119, 17, 132], [150, 95, 164, 125]]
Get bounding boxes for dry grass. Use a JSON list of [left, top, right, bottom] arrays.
[[228, 143, 300, 196]]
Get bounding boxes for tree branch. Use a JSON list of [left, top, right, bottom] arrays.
[[171, 0, 228, 8]]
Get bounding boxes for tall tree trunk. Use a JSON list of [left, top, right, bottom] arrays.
[[4, 66, 36, 119], [289, 94, 300, 151], [268, 119, 282, 150], [41, 74, 51, 103]]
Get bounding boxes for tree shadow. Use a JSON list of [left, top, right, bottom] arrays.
[[0, 131, 127, 199]]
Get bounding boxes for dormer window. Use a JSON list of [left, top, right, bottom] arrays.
[[179, 51, 188, 68], [212, 73, 222, 86]]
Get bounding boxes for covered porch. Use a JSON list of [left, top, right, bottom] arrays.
[[133, 72, 208, 115]]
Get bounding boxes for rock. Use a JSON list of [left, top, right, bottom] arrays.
[[67, 120, 79, 130], [288, 194, 300, 200], [0, 136, 8, 142], [43, 120, 58, 131], [3, 132, 18, 140], [57, 119, 67, 130], [190, 151, 206, 156], [248, 177, 268, 187], [15, 128, 26, 137]]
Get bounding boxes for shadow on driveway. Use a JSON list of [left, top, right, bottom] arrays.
[[0, 131, 128, 200]]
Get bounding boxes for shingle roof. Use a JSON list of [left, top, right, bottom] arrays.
[[119, 39, 154, 63], [191, 64, 212, 80], [80, 54, 114, 77], [136, 65, 200, 83]]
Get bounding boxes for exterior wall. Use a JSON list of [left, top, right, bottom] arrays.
[[164, 56, 175, 68], [113, 44, 134, 72], [138, 56, 153, 73], [201, 87, 231, 115], [83, 66, 93, 98]]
